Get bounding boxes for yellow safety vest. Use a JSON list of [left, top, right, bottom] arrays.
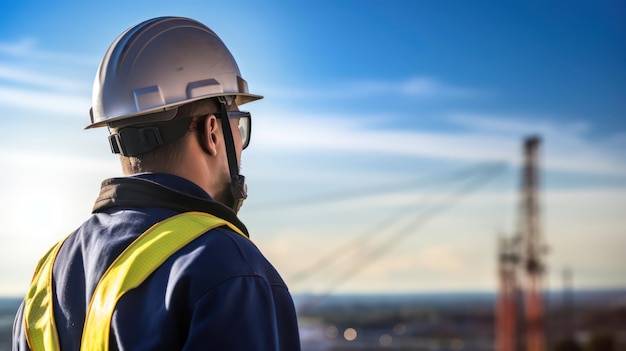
[[23, 211, 247, 351]]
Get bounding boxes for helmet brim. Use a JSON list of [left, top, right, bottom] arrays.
[[84, 92, 263, 129]]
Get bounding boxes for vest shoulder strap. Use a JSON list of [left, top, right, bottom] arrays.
[[23, 237, 68, 351], [24, 211, 245, 351]]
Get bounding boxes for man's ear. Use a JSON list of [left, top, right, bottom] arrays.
[[203, 115, 220, 156]]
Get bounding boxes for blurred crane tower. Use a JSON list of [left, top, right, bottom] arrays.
[[497, 235, 520, 351], [496, 136, 547, 351]]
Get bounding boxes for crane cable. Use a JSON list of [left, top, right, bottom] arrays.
[[289, 161, 506, 286], [293, 162, 508, 313]]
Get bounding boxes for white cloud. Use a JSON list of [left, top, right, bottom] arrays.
[[0, 148, 117, 173], [343, 77, 485, 98], [0, 38, 38, 56], [258, 76, 484, 100], [0, 40, 93, 117], [0, 38, 99, 65], [449, 113, 591, 136], [0, 64, 90, 91], [252, 110, 626, 176], [0, 85, 89, 116], [448, 113, 625, 175]]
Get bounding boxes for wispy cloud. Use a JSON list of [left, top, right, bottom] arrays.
[[0, 148, 117, 173], [253, 110, 626, 176], [0, 38, 37, 56], [0, 86, 89, 116], [449, 113, 626, 175], [0, 64, 89, 91], [0, 40, 93, 117], [449, 113, 592, 136], [341, 77, 485, 98], [258, 76, 485, 100], [0, 38, 99, 65]]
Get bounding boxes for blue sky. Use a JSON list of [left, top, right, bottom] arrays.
[[0, 1, 624, 296]]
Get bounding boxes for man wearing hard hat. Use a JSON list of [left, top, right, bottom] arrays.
[[13, 17, 301, 350]]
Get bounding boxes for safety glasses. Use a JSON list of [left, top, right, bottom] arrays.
[[196, 111, 252, 149], [208, 111, 251, 150], [224, 111, 251, 149]]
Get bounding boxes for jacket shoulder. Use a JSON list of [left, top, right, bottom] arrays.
[[163, 226, 288, 299]]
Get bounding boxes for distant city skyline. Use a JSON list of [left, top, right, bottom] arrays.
[[0, 1, 624, 296]]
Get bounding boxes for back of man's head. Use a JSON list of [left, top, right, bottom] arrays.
[[116, 98, 220, 175]]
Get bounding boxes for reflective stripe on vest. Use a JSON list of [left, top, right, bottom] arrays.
[[23, 238, 68, 350], [24, 211, 247, 351]]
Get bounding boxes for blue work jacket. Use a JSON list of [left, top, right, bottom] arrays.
[[13, 173, 301, 350]]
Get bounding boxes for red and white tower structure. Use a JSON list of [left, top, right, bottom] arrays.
[[496, 136, 547, 351]]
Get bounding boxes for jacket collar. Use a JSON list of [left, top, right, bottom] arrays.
[[92, 176, 249, 238]]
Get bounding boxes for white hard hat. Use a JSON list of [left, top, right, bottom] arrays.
[[86, 16, 262, 129]]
